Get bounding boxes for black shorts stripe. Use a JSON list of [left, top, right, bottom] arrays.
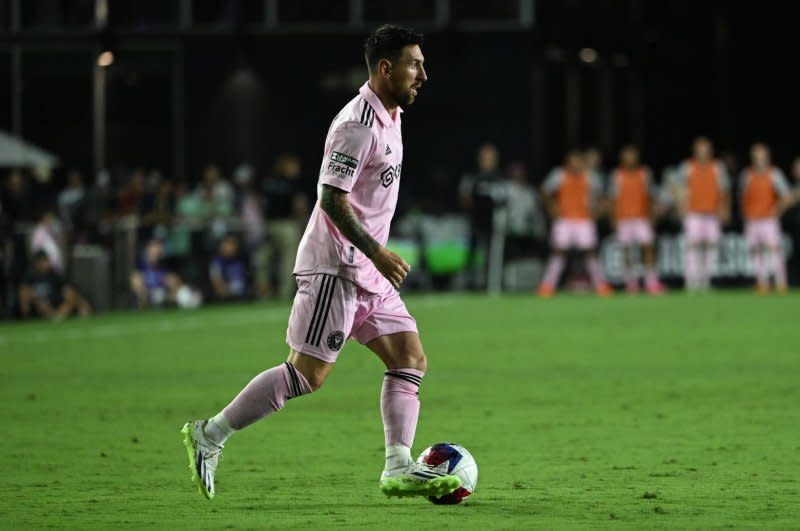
[[311, 276, 338, 347], [304, 275, 333, 344], [385, 371, 422, 387]]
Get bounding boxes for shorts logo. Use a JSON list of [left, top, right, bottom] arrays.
[[328, 151, 358, 178], [381, 163, 402, 188], [327, 330, 345, 351]]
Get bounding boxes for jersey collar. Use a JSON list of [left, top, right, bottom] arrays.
[[359, 82, 402, 128]]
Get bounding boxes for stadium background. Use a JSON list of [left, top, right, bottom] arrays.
[[3, 0, 800, 314]]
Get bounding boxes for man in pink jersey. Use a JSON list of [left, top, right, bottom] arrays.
[[181, 25, 461, 501]]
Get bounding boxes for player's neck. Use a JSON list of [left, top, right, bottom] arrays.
[[367, 79, 398, 118]]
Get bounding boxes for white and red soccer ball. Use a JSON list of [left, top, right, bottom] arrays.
[[417, 443, 478, 504]]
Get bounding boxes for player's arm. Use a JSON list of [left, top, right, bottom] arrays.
[[773, 169, 795, 216], [320, 185, 409, 289]]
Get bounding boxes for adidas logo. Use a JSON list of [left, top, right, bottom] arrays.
[[385, 144, 392, 155]]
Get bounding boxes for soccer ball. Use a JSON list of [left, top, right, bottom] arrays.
[[417, 443, 478, 504]]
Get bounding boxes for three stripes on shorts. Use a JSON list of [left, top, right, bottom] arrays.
[[305, 274, 338, 348]]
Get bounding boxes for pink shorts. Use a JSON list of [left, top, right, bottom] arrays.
[[684, 213, 721, 244], [286, 273, 418, 363], [616, 218, 654, 246], [745, 218, 781, 248], [552, 219, 597, 250]]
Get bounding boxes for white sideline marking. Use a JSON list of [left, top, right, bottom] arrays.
[[0, 308, 288, 345], [0, 296, 464, 346]]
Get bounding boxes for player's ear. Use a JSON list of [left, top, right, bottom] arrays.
[[378, 58, 392, 79]]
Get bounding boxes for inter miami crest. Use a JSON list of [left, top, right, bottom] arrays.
[[327, 330, 345, 351]]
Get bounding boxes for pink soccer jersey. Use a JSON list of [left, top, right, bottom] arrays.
[[294, 82, 404, 294]]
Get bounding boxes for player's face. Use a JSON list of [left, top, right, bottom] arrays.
[[751, 145, 769, 169], [693, 139, 712, 161], [621, 148, 639, 167], [388, 45, 427, 107], [567, 154, 584, 173]]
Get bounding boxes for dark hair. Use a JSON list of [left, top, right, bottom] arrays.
[[363, 24, 423, 74], [33, 250, 49, 262]]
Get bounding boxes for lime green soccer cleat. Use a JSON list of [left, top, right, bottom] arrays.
[[181, 420, 222, 500], [380, 464, 462, 499]]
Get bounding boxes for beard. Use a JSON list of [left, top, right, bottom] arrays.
[[390, 84, 416, 107]]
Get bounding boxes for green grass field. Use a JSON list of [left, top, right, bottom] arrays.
[[1, 293, 799, 529]]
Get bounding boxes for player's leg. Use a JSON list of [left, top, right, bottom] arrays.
[[639, 221, 663, 294], [765, 218, 787, 292], [181, 273, 355, 499], [617, 222, 637, 293], [579, 221, 611, 295], [701, 219, 721, 291], [353, 295, 459, 498], [684, 215, 702, 292], [538, 220, 567, 296]]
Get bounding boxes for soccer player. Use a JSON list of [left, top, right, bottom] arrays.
[[739, 143, 793, 293], [181, 25, 461, 501], [608, 145, 664, 294], [676, 137, 731, 292], [537, 150, 612, 297]]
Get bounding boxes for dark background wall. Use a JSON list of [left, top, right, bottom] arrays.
[[3, 0, 800, 186]]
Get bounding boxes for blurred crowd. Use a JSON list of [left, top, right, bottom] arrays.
[[3, 137, 800, 320]]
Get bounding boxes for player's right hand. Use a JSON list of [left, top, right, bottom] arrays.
[[371, 247, 411, 289]]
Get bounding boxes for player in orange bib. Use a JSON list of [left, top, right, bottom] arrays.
[[537, 150, 612, 297], [739, 143, 793, 293], [608, 145, 664, 294], [676, 137, 731, 292]]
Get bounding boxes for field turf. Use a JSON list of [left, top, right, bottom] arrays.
[[1, 292, 798, 529]]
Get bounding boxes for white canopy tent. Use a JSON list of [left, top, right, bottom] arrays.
[[0, 130, 59, 169]]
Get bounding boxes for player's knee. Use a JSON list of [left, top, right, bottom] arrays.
[[402, 349, 427, 372]]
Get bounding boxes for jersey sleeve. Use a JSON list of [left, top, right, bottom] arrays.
[[542, 168, 563, 194], [717, 162, 731, 191], [589, 172, 604, 199], [676, 161, 690, 186], [772, 169, 791, 197], [319, 122, 377, 193], [607, 170, 619, 198]]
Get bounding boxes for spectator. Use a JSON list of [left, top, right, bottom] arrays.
[[30, 209, 65, 274], [196, 164, 235, 218], [209, 234, 248, 301], [234, 163, 269, 298], [57, 169, 86, 233], [262, 154, 309, 299], [18, 250, 91, 320], [458, 143, 508, 289], [505, 162, 545, 257], [141, 177, 175, 241], [119, 168, 147, 217], [1, 169, 34, 224], [84, 169, 118, 244], [130, 239, 182, 309]]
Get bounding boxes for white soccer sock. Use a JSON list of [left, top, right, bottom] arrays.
[[203, 412, 236, 447], [384, 443, 413, 475]]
